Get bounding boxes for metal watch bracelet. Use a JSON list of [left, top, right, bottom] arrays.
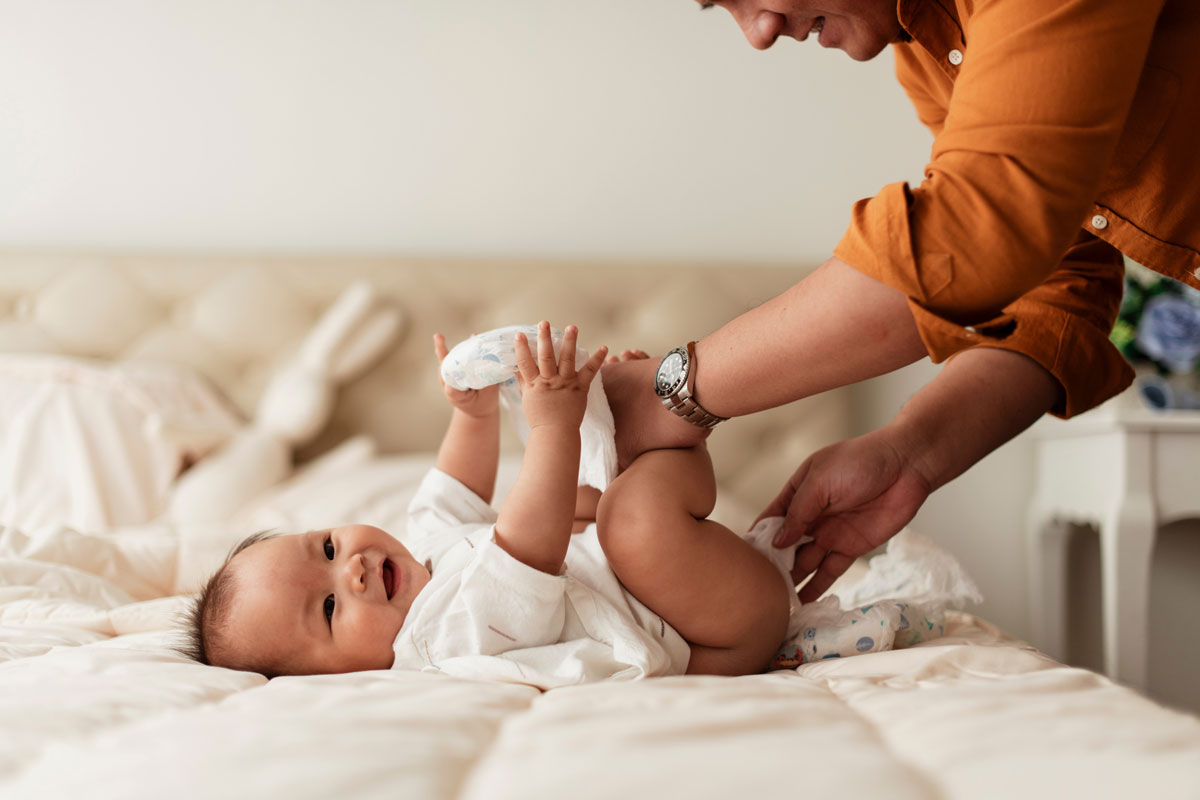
[[660, 341, 727, 429]]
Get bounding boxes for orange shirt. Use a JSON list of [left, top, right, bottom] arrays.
[[834, 0, 1200, 417]]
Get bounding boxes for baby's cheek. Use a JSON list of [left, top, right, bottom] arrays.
[[369, 608, 406, 652]]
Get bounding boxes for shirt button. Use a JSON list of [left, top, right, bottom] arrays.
[[948, 49, 963, 66], [1091, 214, 1109, 230]]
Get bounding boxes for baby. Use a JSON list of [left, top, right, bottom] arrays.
[[183, 322, 792, 683]]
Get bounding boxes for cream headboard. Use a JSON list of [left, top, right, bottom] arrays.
[[0, 253, 851, 513]]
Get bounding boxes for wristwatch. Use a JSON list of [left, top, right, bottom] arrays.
[[654, 342, 727, 429]]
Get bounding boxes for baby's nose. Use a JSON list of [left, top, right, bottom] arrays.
[[344, 553, 368, 593]]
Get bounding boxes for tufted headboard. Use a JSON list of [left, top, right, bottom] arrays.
[[0, 253, 851, 514]]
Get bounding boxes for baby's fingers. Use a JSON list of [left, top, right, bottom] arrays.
[[433, 333, 449, 362], [559, 325, 579, 378], [536, 320, 557, 377], [579, 344, 609, 385], [513, 331, 538, 384]]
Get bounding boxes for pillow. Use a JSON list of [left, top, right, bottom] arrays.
[[0, 355, 243, 533]]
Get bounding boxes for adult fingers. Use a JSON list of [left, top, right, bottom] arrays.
[[559, 325, 578, 378], [789, 540, 826, 584], [754, 458, 821, 547], [777, 461, 830, 547], [798, 550, 856, 604], [536, 321, 557, 377], [513, 331, 537, 384]]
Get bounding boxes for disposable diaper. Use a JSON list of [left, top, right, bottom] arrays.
[[440, 325, 618, 491], [741, 518, 982, 667]]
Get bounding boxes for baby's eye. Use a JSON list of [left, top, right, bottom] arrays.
[[323, 535, 335, 560], [323, 594, 335, 625]]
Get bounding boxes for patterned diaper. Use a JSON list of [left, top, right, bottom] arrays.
[[740, 518, 979, 668], [439, 325, 618, 491], [769, 597, 947, 668], [440, 325, 574, 391]]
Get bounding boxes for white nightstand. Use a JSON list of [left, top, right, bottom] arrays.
[[1027, 401, 1200, 689]]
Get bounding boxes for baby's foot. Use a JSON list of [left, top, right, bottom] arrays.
[[605, 348, 650, 364]]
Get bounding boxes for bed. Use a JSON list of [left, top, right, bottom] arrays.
[[1, 254, 1198, 799]]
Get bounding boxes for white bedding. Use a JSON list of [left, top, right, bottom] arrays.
[[3, 450, 1199, 799]]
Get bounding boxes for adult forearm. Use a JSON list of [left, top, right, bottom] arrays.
[[693, 256, 928, 417], [887, 347, 1061, 492]]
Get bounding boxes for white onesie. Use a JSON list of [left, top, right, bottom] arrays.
[[390, 469, 691, 688]]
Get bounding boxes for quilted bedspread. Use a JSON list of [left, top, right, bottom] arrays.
[[2, 453, 1198, 799]]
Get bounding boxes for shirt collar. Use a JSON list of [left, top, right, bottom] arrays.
[[897, 0, 966, 76]]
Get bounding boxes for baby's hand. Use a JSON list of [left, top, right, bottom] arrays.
[[433, 333, 500, 418], [514, 321, 607, 431]]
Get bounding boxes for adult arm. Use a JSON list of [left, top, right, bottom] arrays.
[[605, 228, 1128, 468], [763, 232, 1130, 596], [603, 256, 929, 468], [765, 346, 1059, 602], [838, 0, 1163, 347]]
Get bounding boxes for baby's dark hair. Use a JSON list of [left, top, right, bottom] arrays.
[[179, 531, 278, 671]]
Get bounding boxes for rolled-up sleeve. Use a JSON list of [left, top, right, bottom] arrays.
[[963, 231, 1132, 417], [835, 0, 1164, 410]]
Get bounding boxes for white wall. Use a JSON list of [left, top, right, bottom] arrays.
[[0, 0, 929, 259]]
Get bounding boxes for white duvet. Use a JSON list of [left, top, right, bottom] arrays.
[[3, 448, 1199, 799]]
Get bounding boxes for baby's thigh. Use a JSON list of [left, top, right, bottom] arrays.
[[598, 461, 789, 668]]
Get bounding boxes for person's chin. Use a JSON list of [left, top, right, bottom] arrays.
[[830, 27, 893, 61], [840, 39, 889, 61]]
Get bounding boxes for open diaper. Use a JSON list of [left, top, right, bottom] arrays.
[[440, 325, 618, 491], [743, 518, 983, 667]]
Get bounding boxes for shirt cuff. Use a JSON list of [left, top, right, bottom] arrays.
[[962, 297, 1134, 419]]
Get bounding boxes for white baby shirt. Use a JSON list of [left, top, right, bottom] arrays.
[[391, 469, 691, 688]]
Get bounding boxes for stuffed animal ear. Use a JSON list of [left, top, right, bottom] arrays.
[[296, 280, 402, 383], [327, 305, 403, 384]]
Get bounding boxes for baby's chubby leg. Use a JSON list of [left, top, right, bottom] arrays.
[[572, 485, 601, 533], [596, 447, 790, 675]]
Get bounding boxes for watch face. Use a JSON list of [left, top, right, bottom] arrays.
[[655, 351, 686, 396]]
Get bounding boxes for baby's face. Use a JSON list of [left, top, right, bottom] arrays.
[[223, 525, 430, 675]]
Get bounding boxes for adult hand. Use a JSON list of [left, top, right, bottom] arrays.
[[757, 427, 935, 603], [600, 357, 710, 471]]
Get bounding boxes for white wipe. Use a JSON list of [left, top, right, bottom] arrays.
[[440, 325, 618, 491]]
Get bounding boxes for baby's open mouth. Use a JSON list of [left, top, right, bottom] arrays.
[[382, 559, 396, 600]]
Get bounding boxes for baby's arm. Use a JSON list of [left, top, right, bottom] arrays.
[[495, 322, 606, 574], [433, 333, 500, 504]]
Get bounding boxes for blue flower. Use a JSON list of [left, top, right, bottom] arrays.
[[1135, 295, 1200, 374]]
